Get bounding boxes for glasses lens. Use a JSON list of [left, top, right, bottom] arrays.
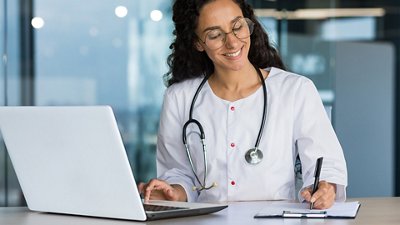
[[205, 29, 224, 50], [233, 18, 254, 39], [203, 18, 254, 50]]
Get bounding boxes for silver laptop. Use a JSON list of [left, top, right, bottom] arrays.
[[0, 106, 227, 221]]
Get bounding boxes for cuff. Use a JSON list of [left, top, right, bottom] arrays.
[[335, 184, 346, 202]]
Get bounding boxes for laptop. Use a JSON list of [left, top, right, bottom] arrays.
[[0, 106, 227, 221]]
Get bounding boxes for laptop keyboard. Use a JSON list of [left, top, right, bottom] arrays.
[[143, 204, 188, 212]]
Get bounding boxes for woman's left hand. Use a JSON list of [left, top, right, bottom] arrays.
[[300, 181, 337, 209]]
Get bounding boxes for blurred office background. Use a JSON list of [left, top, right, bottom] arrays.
[[0, 0, 399, 206]]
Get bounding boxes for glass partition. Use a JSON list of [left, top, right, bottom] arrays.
[[33, 0, 172, 183], [0, 0, 5, 207], [256, 2, 396, 197], [1, 0, 400, 206], [1, 0, 26, 206]]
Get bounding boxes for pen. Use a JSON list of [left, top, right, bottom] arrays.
[[310, 157, 323, 209]]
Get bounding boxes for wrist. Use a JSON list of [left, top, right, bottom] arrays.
[[329, 182, 337, 193], [171, 184, 188, 202]]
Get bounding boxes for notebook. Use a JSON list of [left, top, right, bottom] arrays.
[[0, 106, 227, 221]]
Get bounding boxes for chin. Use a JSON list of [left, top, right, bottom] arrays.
[[230, 64, 245, 71], [226, 59, 249, 71]]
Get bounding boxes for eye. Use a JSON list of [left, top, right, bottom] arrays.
[[206, 30, 223, 40], [233, 22, 243, 32]]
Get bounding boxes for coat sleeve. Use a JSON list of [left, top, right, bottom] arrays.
[[156, 88, 199, 202], [293, 78, 348, 202]]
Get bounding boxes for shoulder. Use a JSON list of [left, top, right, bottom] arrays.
[[266, 67, 316, 92], [163, 77, 204, 101], [268, 67, 312, 85]]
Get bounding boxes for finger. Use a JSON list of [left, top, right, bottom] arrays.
[[310, 187, 325, 204], [144, 187, 151, 202], [156, 184, 176, 199], [313, 189, 335, 209], [145, 179, 172, 201], [149, 181, 172, 192], [311, 182, 336, 209], [310, 181, 328, 202], [313, 192, 335, 209], [137, 182, 145, 193], [144, 179, 163, 202], [301, 187, 312, 202]]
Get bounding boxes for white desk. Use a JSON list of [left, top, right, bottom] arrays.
[[0, 197, 399, 225]]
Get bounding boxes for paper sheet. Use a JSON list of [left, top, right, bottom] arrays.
[[255, 201, 360, 218]]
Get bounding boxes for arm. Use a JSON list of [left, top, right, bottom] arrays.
[[293, 78, 348, 208], [138, 87, 198, 202], [156, 86, 199, 202]]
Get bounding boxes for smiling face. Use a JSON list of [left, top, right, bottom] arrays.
[[195, 0, 252, 73]]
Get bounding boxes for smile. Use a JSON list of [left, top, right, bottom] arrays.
[[224, 49, 241, 57]]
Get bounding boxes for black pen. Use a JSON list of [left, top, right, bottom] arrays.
[[310, 157, 323, 209]]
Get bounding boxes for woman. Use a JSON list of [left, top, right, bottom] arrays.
[[139, 0, 347, 210]]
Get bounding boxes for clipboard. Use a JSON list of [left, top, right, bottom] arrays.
[[282, 210, 327, 218], [254, 202, 361, 219]]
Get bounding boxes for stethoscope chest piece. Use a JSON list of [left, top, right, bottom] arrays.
[[245, 148, 263, 165]]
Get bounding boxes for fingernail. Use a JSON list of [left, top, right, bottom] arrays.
[[310, 197, 315, 203]]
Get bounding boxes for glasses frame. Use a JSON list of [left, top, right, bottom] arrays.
[[197, 17, 255, 50]]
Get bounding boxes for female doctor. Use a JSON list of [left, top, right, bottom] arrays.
[[138, 0, 347, 210]]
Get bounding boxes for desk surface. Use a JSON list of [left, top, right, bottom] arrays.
[[0, 197, 399, 225]]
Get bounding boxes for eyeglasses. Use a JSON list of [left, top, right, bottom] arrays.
[[198, 17, 254, 50]]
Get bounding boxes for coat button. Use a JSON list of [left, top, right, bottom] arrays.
[[230, 143, 235, 148], [231, 181, 236, 186], [230, 106, 235, 111]]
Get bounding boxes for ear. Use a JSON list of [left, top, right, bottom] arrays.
[[194, 41, 205, 52]]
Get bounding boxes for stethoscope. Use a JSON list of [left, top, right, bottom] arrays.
[[182, 64, 268, 191]]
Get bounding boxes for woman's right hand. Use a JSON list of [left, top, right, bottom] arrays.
[[138, 179, 187, 202]]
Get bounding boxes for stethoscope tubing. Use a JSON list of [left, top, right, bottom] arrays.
[[254, 66, 267, 150], [182, 64, 268, 190]]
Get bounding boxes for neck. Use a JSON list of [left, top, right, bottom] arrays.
[[208, 63, 265, 101], [211, 63, 257, 91]]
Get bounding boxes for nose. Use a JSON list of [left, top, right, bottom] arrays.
[[224, 32, 240, 49]]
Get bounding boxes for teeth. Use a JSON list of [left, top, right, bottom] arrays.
[[225, 49, 241, 57]]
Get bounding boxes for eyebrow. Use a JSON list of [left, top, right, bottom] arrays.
[[201, 16, 242, 34]]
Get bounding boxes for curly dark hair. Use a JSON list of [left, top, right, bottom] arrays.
[[165, 0, 285, 86]]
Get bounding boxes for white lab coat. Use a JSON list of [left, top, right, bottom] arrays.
[[157, 67, 347, 203]]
